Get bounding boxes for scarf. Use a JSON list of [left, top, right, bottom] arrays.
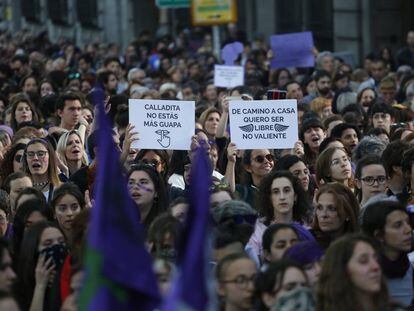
[[381, 253, 409, 279]]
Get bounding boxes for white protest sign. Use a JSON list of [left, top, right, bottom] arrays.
[[214, 65, 244, 88], [229, 100, 298, 150], [129, 99, 195, 150]]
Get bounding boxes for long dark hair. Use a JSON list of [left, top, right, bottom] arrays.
[[317, 234, 389, 311], [0, 143, 26, 185], [255, 260, 307, 311], [257, 170, 310, 225], [134, 149, 170, 181], [15, 221, 63, 310], [127, 164, 167, 229], [11, 198, 50, 263]]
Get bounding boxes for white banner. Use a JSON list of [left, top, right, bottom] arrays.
[[214, 65, 244, 88], [229, 100, 298, 150], [129, 99, 195, 150]]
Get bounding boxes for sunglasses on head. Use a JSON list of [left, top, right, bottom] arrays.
[[141, 159, 161, 167], [254, 154, 274, 163]]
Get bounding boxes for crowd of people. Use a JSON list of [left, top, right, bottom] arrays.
[[0, 26, 414, 310]]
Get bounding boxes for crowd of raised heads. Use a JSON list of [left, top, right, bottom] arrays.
[[0, 27, 414, 310]]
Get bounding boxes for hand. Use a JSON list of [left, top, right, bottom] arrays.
[[56, 154, 69, 177], [122, 124, 140, 152], [35, 255, 55, 287], [221, 96, 230, 113], [84, 190, 93, 209], [291, 140, 304, 157], [227, 142, 239, 163]]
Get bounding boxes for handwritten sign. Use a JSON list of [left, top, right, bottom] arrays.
[[270, 31, 314, 69], [214, 65, 244, 88], [129, 99, 195, 150], [229, 100, 298, 150]]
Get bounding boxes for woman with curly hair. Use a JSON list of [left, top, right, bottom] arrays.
[[247, 170, 314, 264]]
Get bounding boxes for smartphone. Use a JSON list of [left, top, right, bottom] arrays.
[[267, 89, 287, 100]]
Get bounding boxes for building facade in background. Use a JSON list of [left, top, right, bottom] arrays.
[[2, 0, 414, 67]]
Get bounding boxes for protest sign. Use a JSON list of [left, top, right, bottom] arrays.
[[214, 65, 244, 88], [270, 31, 314, 69], [221, 41, 243, 65], [229, 100, 298, 150], [129, 99, 195, 150]]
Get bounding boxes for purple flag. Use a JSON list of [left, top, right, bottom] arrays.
[[221, 41, 243, 65], [163, 145, 215, 310], [270, 31, 315, 69], [79, 86, 161, 310]]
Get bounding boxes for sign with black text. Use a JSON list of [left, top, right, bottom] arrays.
[[214, 65, 244, 88], [229, 100, 298, 150], [129, 99, 195, 150]]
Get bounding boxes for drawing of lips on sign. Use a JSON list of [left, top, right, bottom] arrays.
[[239, 123, 289, 132]]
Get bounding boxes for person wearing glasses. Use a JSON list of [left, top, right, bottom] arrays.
[[355, 155, 388, 207], [22, 138, 61, 202], [316, 147, 354, 189], [134, 149, 169, 183], [247, 170, 313, 265], [216, 252, 257, 311], [225, 145, 275, 208]]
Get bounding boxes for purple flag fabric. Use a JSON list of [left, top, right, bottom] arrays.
[[270, 31, 315, 69], [163, 145, 215, 310], [79, 86, 160, 310], [221, 41, 243, 65]]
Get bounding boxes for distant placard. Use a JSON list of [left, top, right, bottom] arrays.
[[229, 100, 298, 150], [129, 99, 195, 150], [270, 31, 315, 69], [191, 0, 237, 26], [214, 65, 244, 88]]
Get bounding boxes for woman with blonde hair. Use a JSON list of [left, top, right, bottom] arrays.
[[56, 130, 88, 177]]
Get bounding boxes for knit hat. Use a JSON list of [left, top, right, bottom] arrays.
[[284, 241, 324, 266], [299, 117, 324, 141], [213, 200, 256, 224], [0, 125, 13, 138]]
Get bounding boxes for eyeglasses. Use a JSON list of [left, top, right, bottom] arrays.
[[14, 154, 23, 163], [254, 154, 274, 163], [360, 175, 387, 186], [26, 150, 48, 159], [221, 274, 257, 289]]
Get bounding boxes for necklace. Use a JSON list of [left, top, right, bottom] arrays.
[[33, 180, 50, 189]]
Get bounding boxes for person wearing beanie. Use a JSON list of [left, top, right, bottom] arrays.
[[300, 118, 325, 174]]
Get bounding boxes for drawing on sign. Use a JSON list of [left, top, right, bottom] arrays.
[[155, 129, 171, 148], [239, 123, 289, 133]]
